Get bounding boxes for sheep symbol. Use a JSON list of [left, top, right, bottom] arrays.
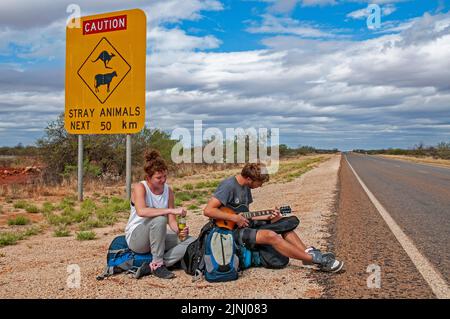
[[94, 71, 117, 93]]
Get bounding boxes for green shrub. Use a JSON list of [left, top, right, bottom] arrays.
[[79, 219, 105, 231], [176, 192, 192, 202], [184, 183, 194, 190], [80, 198, 97, 211], [42, 202, 55, 214], [71, 209, 92, 223], [54, 227, 71, 237], [105, 197, 129, 213], [13, 200, 27, 209], [58, 197, 75, 210], [45, 212, 73, 226], [76, 231, 96, 241], [25, 204, 39, 214], [100, 196, 109, 203], [63, 159, 102, 180], [187, 204, 199, 210], [0, 232, 21, 246], [22, 226, 41, 237], [0, 226, 41, 247], [96, 208, 117, 225], [195, 180, 220, 189], [8, 216, 30, 226]]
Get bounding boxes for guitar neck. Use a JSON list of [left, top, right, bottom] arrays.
[[242, 210, 274, 219]]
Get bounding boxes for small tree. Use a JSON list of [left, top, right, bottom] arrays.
[[36, 113, 178, 184]]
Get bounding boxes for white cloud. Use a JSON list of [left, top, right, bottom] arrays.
[[301, 0, 337, 6], [0, 0, 223, 29], [246, 14, 338, 38], [148, 27, 221, 52], [347, 4, 397, 20], [0, 0, 223, 59]]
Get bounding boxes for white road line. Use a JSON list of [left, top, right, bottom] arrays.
[[345, 155, 450, 299]]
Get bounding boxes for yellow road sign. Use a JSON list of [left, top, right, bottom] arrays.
[[65, 9, 146, 134]]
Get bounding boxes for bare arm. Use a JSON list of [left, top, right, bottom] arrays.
[[132, 183, 182, 218], [203, 197, 249, 228], [167, 188, 179, 233]]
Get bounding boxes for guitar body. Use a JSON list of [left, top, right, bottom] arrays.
[[215, 207, 240, 230], [215, 205, 291, 231]]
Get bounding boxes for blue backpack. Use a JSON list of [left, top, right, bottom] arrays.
[[96, 235, 153, 280], [238, 245, 262, 270], [203, 227, 239, 282]]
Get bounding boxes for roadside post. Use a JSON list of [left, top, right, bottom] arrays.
[[65, 9, 147, 201]]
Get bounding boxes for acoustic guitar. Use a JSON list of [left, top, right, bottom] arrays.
[[215, 205, 292, 230]]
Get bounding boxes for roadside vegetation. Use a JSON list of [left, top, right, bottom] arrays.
[[354, 142, 450, 160]]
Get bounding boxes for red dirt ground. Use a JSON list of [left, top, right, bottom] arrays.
[[0, 167, 41, 185]]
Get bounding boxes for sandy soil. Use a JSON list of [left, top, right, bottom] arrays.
[[0, 155, 341, 299]]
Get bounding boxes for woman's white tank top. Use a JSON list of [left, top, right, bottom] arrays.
[[125, 181, 170, 244]]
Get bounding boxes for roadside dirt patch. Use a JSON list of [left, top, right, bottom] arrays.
[[0, 156, 341, 298], [0, 167, 41, 185]]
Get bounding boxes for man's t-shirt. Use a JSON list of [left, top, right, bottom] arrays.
[[213, 176, 253, 213]]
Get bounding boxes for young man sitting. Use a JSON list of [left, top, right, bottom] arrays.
[[203, 163, 344, 273]]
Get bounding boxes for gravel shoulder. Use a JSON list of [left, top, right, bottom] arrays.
[[0, 155, 341, 299]]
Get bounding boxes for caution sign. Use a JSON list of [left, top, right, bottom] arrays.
[[65, 9, 146, 134]]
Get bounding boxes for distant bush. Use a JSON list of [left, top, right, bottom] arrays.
[[37, 113, 178, 184], [354, 141, 450, 159]]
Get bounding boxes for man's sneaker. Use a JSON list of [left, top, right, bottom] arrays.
[[318, 253, 344, 273], [304, 246, 332, 265], [152, 265, 176, 279]]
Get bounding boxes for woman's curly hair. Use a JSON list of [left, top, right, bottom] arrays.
[[144, 150, 168, 178]]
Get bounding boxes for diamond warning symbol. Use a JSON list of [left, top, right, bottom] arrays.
[[77, 37, 131, 104]]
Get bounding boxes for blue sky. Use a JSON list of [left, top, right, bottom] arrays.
[[0, 0, 449, 150]]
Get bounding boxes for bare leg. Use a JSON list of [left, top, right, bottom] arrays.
[[282, 231, 308, 252], [256, 229, 313, 262]]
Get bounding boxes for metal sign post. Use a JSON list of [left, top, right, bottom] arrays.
[[126, 134, 132, 200], [77, 135, 83, 201]]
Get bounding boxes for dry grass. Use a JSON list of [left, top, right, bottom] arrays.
[[378, 154, 450, 168]]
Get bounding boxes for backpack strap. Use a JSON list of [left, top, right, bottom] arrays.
[[96, 265, 115, 280], [192, 269, 203, 282]]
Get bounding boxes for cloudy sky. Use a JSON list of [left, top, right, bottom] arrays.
[[0, 0, 449, 150]]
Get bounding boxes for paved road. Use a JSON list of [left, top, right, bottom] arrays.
[[345, 153, 450, 285]]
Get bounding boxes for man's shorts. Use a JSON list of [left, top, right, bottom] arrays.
[[233, 227, 258, 250]]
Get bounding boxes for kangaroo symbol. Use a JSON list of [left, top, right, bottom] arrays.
[[92, 51, 115, 69]]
